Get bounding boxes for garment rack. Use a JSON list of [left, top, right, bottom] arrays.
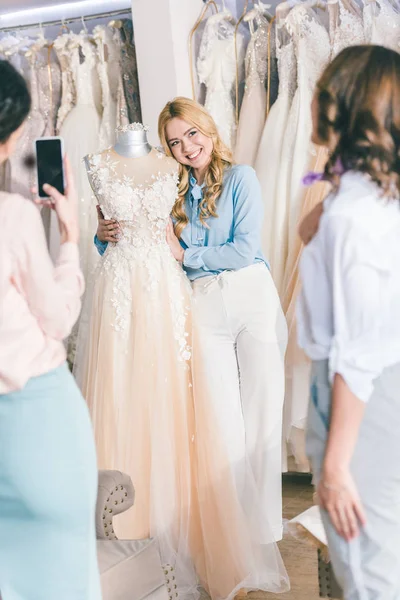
[[0, 8, 132, 32]]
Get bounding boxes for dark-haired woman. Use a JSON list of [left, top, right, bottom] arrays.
[[0, 60, 101, 599], [298, 44, 400, 598]]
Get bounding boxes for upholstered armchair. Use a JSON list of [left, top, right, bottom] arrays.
[[96, 470, 169, 600]]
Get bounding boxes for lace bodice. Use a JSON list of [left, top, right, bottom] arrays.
[[85, 150, 190, 352], [331, 1, 365, 57], [54, 34, 75, 131], [88, 150, 179, 250], [364, 0, 400, 49], [286, 6, 330, 93], [35, 46, 61, 136], [55, 32, 102, 130], [197, 12, 242, 148], [276, 30, 297, 101], [244, 13, 270, 94]]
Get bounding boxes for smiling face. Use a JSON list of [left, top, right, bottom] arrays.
[[165, 117, 214, 181]]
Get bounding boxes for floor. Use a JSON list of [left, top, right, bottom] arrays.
[[259, 473, 319, 600], [201, 473, 321, 600]]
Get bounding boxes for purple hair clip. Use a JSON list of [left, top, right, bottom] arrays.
[[302, 171, 325, 186], [302, 158, 344, 187]]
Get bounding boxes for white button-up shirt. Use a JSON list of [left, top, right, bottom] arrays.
[[297, 171, 400, 402]]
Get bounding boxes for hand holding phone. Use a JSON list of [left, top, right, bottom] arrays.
[[34, 140, 79, 245], [35, 136, 65, 198]]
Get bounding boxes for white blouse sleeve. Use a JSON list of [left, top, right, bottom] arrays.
[[324, 215, 389, 402]]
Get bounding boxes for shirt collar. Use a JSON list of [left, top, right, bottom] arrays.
[[189, 172, 204, 202]]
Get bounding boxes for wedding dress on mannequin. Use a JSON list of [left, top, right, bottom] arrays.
[[53, 32, 102, 362], [197, 11, 243, 149], [363, 0, 400, 48], [254, 23, 297, 274], [74, 124, 289, 600], [234, 8, 271, 166]]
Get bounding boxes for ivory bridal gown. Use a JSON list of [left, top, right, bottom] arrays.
[[73, 147, 289, 600]]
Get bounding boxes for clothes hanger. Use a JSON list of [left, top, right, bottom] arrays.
[[81, 15, 89, 34], [108, 19, 123, 29], [337, 0, 362, 16], [302, 0, 327, 9], [59, 18, 71, 35], [276, 0, 327, 21], [188, 0, 219, 99], [244, 0, 274, 22], [218, 0, 237, 22]]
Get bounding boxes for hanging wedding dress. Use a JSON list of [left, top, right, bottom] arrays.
[[9, 45, 48, 198], [234, 10, 270, 166], [330, 0, 364, 57], [197, 12, 243, 149], [73, 143, 289, 600], [268, 6, 330, 471], [363, 0, 400, 48], [254, 23, 297, 275], [118, 19, 142, 123], [281, 0, 364, 471], [93, 25, 119, 149], [54, 32, 102, 363]]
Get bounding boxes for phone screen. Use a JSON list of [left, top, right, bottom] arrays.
[[36, 138, 65, 197]]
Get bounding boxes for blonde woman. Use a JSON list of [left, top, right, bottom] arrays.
[[158, 97, 288, 543], [94, 98, 289, 597]]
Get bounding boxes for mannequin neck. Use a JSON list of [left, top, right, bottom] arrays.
[[113, 128, 152, 158]]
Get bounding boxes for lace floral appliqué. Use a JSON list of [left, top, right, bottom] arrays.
[[87, 152, 191, 364]]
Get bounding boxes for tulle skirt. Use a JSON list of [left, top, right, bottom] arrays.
[[74, 242, 290, 600], [56, 103, 101, 362]]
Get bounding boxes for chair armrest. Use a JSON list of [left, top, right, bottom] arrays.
[[96, 470, 135, 540]]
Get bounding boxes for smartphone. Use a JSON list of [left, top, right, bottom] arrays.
[[35, 136, 65, 198]]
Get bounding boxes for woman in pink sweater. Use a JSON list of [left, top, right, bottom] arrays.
[[0, 60, 100, 599]]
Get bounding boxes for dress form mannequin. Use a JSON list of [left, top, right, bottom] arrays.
[[84, 123, 176, 195], [113, 123, 152, 158]]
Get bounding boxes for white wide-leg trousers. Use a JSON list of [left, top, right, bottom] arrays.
[[192, 263, 288, 541]]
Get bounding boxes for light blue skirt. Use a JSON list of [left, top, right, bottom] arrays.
[[0, 363, 101, 600], [307, 360, 400, 600]]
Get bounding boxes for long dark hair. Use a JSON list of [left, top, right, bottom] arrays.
[[315, 45, 400, 198], [0, 60, 31, 143]]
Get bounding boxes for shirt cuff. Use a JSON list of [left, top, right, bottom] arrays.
[[94, 234, 108, 256], [58, 242, 80, 265], [183, 247, 206, 270], [329, 340, 380, 403]]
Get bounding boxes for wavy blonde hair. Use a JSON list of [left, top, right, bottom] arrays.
[[158, 97, 233, 238]]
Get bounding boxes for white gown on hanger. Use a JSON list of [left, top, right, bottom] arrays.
[[234, 11, 270, 167], [93, 25, 119, 149], [363, 0, 400, 49], [331, 0, 364, 57], [54, 32, 102, 363], [197, 12, 243, 149], [254, 25, 297, 277], [275, 7, 330, 471], [282, 2, 364, 472]]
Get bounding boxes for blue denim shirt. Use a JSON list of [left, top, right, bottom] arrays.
[[94, 164, 268, 281]]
